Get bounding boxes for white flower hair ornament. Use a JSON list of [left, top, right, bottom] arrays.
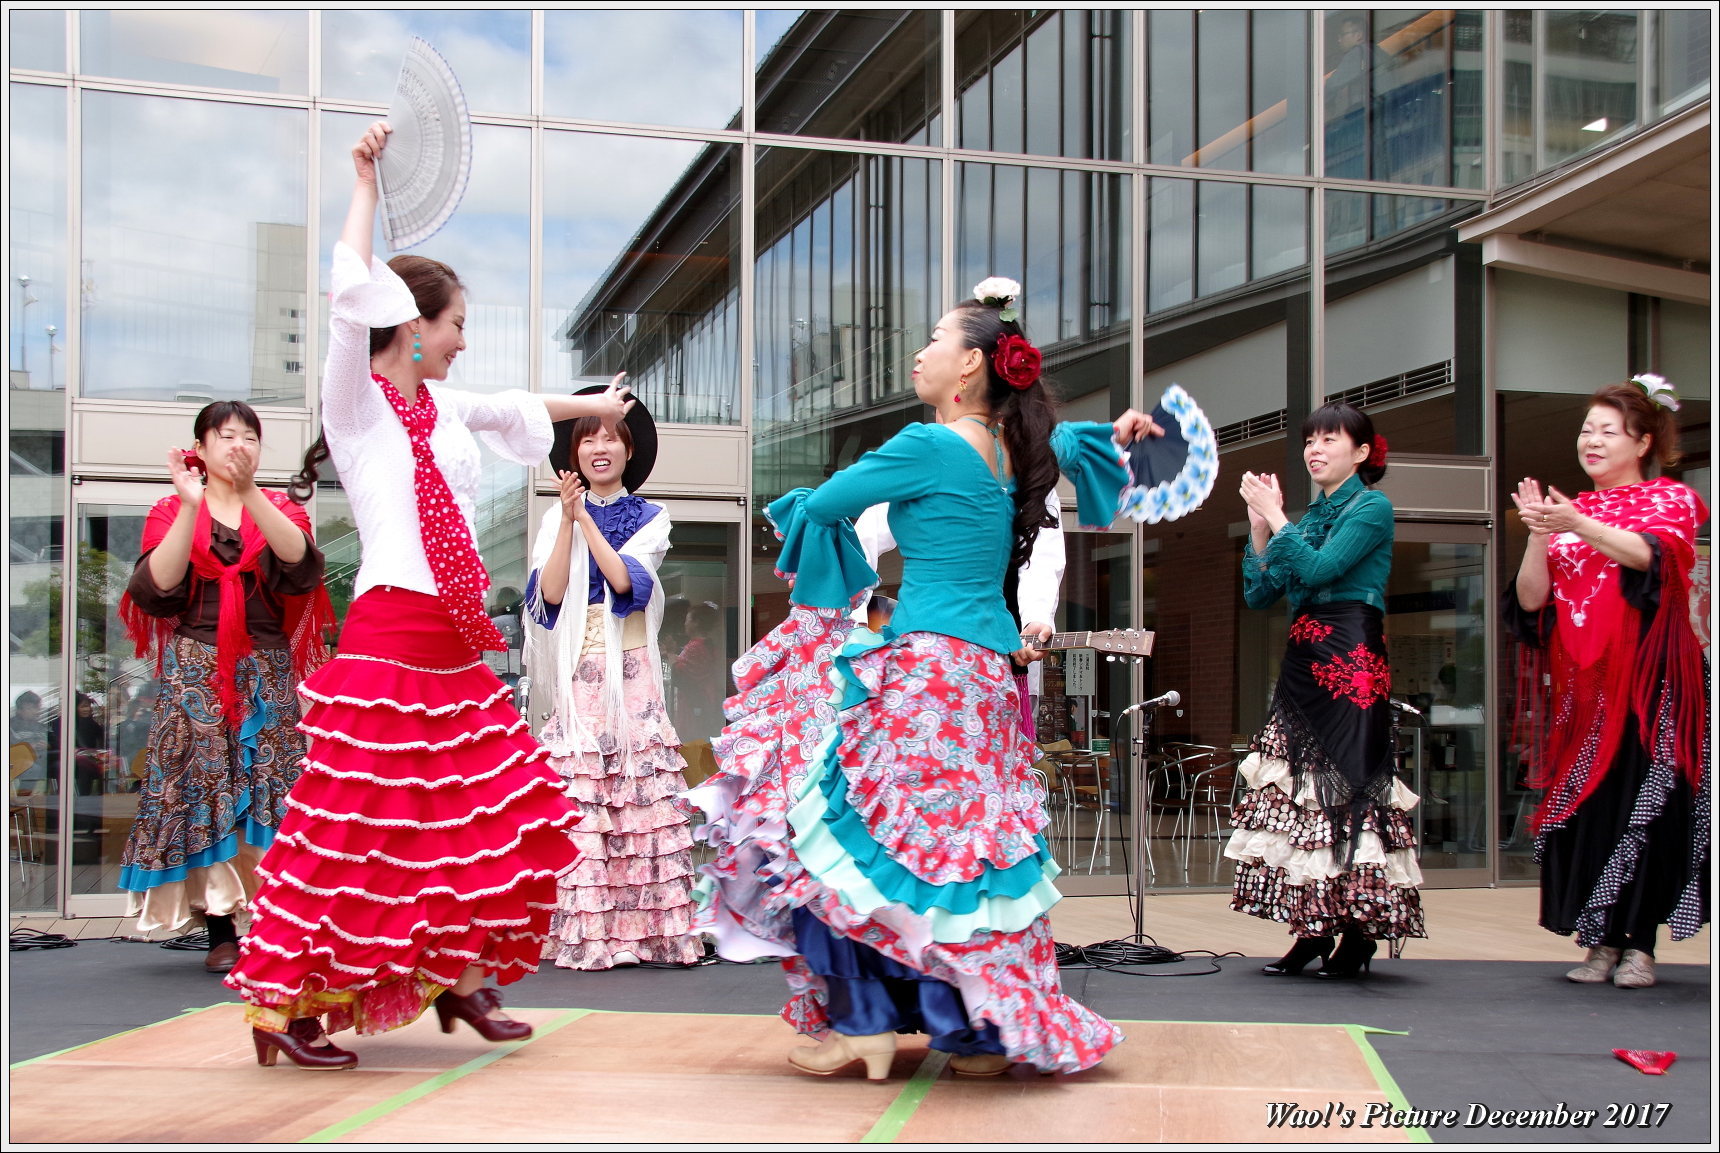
[[972, 277, 1022, 323], [1631, 372, 1681, 412]]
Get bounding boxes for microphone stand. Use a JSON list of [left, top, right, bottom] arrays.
[[1124, 701, 1162, 943]]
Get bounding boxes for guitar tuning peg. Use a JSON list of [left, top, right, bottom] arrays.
[[1106, 654, 1115, 662]]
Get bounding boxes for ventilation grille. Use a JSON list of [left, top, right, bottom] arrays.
[[1213, 360, 1452, 448]]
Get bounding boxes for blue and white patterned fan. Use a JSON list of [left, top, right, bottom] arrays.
[[1118, 384, 1218, 524]]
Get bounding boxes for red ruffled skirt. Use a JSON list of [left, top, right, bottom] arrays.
[[225, 587, 583, 1035]]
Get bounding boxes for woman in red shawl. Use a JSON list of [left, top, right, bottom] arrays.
[[118, 401, 333, 974], [1509, 379, 1709, 990]]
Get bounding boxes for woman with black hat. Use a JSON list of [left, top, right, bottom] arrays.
[[525, 393, 700, 970]]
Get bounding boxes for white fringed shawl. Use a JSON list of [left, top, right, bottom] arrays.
[[523, 499, 672, 758]]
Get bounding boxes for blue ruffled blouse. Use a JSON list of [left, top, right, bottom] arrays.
[[770, 421, 1128, 656], [524, 495, 660, 629]]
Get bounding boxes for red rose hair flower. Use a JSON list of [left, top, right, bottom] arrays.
[[993, 334, 1042, 390], [1370, 435, 1389, 469]]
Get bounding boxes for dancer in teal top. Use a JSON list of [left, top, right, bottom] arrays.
[[780, 420, 1130, 656], [1226, 401, 1426, 980], [688, 276, 1154, 1078], [1242, 472, 1393, 614]]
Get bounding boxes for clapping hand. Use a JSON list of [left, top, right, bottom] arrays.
[[1239, 470, 1283, 520], [167, 446, 205, 506], [558, 469, 590, 525], [1511, 478, 1551, 535], [223, 439, 259, 493], [1511, 478, 1583, 536]]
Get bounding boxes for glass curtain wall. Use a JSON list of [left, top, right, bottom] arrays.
[[1321, 9, 1485, 189], [1497, 9, 1706, 187], [8, 81, 68, 906], [13, 9, 1704, 904], [547, 137, 741, 425], [956, 9, 1132, 161], [80, 92, 309, 406], [750, 145, 942, 635]]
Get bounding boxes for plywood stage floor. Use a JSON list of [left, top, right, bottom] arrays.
[[10, 1004, 1421, 1144]]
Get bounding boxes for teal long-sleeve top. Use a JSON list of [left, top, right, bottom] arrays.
[[1242, 474, 1393, 614], [768, 421, 1128, 656]]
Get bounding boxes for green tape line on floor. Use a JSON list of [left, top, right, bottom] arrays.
[[300, 1008, 591, 1144], [1345, 1023, 1431, 1144], [862, 1049, 949, 1143]]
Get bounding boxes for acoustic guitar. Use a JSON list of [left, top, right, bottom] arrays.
[[864, 594, 1153, 660]]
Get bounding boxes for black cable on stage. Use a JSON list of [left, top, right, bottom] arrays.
[[1046, 739, 1246, 975], [1057, 933, 1245, 976], [9, 927, 77, 952], [159, 930, 211, 952]]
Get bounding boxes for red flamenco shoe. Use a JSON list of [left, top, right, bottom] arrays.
[[434, 987, 533, 1042], [252, 1018, 358, 1070]]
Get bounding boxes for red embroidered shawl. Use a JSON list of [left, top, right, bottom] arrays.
[[118, 490, 336, 729], [1525, 477, 1707, 828]]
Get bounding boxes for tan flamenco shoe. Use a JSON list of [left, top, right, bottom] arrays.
[[1612, 949, 1656, 989], [787, 1031, 897, 1081], [948, 1053, 1013, 1076], [1565, 945, 1621, 984]]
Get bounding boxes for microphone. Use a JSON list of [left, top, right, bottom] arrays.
[[1119, 690, 1180, 718]]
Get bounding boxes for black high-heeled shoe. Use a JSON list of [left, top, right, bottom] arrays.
[[252, 1017, 358, 1070], [1314, 934, 1377, 980], [434, 986, 532, 1042], [1261, 936, 1333, 976]]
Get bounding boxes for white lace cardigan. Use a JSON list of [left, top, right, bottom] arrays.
[[324, 242, 552, 601]]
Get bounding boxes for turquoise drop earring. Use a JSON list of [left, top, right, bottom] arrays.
[[412, 331, 423, 363]]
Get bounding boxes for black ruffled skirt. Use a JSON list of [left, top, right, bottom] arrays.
[[1225, 602, 1426, 940]]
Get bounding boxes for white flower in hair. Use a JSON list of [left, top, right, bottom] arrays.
[[1631, 372, 1681, 411], [972, 276, 1022, 322]]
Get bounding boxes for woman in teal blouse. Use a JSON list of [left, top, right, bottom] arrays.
[[688, 280, 1147, 1077], [1224, 401, 1425, 979]]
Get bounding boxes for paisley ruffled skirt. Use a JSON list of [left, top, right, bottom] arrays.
[[118, 637, 303, 933], [686, 606, 1122, 1073]]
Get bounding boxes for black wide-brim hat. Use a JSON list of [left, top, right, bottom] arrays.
[[549, 383, 658, 493]]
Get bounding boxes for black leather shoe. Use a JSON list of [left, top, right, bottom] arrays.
[[1261, 936, 1333, 976], [1313, 934, 1376, 980]]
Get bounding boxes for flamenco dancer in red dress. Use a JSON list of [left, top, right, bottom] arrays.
[[225, 121, 634, 1070], [1508, 379, 1709, 989]]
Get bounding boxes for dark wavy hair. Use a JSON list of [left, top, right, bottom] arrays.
[[193, 400, 262, 444], [291, 255, 467, 502], [1301, 401, 1385, 486], [1590, 382, 1681, 470], [949, 301, 1060, 578]]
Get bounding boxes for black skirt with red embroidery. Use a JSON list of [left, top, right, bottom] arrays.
[[1225, 601, 1426, 941]]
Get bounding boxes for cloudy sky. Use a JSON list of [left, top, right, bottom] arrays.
[[34, 11, 808, 405]]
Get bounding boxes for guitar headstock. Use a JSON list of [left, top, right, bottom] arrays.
[[1086, 629, 1154, 659]]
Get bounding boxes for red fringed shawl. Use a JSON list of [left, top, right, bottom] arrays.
[[118, 490, 336, 729], [1522, 478, 1708, 830]]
